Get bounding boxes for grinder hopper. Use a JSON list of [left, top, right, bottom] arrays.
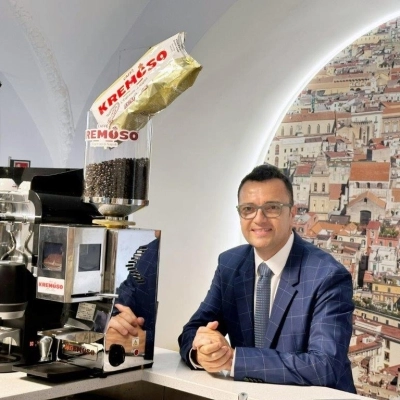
[[83, 111, 152, 220]]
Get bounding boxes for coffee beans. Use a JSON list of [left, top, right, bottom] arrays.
[[84, 157, 149, 200]]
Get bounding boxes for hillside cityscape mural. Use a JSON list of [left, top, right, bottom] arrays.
[[265, 17, 400, 399]]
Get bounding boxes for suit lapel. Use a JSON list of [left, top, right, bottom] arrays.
[[233, 250, 255, 347], [266, 234, 304, 346]]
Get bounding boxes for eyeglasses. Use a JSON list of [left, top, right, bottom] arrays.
[[236, 202, 292, 219]]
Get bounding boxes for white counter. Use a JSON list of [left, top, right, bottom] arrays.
[[144, 348, 368, 400], [2, 367, 142, 400], [2, 348, 369, 400]]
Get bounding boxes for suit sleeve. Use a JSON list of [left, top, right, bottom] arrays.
[[178, 262, 227, 368], [234, 265, 354, 390]]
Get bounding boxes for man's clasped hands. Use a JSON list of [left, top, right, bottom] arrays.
[[192, 321, 233, 373]]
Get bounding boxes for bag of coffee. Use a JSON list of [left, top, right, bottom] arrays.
[[90, 32, 202, 131]]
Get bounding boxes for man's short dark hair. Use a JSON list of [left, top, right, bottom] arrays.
[[237, 164, 294, 204]]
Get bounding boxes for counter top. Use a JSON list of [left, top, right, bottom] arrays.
[[2, 367, 142, 400], [145, 348, 368, 400], [2, 348, 369, 400]]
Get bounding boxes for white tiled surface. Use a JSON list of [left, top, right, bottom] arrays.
[[1, 348, 370, 400]]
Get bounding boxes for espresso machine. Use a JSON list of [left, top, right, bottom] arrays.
[[0, 168, 101, 372], [13, 114, 161, 381]]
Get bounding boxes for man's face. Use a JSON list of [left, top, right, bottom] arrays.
[[238, 178, 296, 260]]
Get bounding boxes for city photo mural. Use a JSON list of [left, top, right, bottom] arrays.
[[264, 17, 400, 398]]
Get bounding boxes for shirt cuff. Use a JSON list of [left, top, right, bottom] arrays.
[[230, 349, 236, 377], [188, 348, 204, 369]]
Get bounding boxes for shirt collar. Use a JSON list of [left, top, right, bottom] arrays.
[[254, 231, 294, 277]]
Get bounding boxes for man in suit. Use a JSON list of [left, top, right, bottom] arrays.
[[178, 164, 355, 393], [106, 235, 160, 360]]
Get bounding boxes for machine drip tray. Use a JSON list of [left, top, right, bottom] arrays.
[[0, 353, 21, 373], [12, 361, 97, 381]]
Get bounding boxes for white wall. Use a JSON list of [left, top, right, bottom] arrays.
[[0, 78, 51, 165], [2, 0, 400, 351]]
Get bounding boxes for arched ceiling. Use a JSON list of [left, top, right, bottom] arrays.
[[0, 0, 238, 166]]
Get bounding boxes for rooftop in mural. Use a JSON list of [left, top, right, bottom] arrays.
[[349, 162, 390, 181], [348, 191, 386, 208]]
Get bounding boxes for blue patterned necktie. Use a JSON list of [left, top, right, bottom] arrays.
[[254, 262, 272, 348]]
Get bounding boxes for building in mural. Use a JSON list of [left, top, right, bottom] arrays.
[[266, 17, 400, 399]]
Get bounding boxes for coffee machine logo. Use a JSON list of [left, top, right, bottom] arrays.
[[62, 342, 98, 361], [85, 128, 139, 149], [37, 277, 65, 296]]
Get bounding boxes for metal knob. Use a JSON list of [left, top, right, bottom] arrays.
[[238, 393, 248, 400]]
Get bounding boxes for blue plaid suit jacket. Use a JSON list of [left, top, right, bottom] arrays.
[[178, 232, 355, 393]]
